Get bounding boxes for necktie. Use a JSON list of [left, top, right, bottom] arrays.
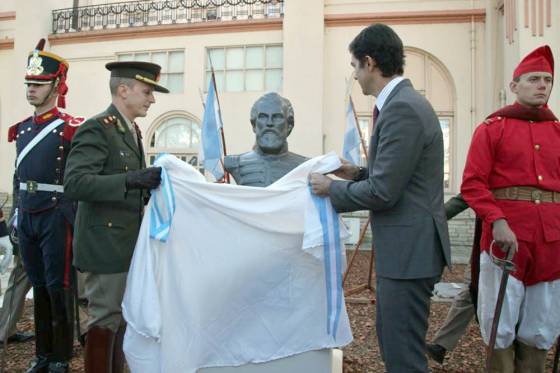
[[373, 106, 380, 129], [131, 122, 140, 146]]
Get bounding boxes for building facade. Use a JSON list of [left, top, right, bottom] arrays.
[[0, 0, 558, 260]]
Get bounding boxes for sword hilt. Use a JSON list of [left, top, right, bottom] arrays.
[[489, 240, 516, 272]]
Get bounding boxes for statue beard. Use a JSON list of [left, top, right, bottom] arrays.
[[256, 130, 287, 154]]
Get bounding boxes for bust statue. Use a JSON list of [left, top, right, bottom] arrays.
[[224, 93, 308, 187]]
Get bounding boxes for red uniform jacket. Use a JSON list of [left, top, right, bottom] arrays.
[[461, 103, 560, 285]]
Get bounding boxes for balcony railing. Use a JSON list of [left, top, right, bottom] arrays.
[[52, 0, 284, 34]]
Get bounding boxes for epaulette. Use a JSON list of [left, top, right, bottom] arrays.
[[60, 113, 86, 141], [483, 116, 503, 125], [98, 114, 117, 126], [60, 112, 86, 128], [98, 114, 126, 134], [7, 117, 31, 142]]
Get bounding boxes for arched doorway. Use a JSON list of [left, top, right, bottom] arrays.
[[146, 111, 203, 172]]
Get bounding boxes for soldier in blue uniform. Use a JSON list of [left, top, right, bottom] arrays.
[[7, 39, 84, 373]]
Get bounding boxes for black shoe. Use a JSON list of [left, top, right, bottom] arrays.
[[25, 355, 50, 373], [426, 343, 446, 364], [5, 331, 35, 343], [48, 361, 69, 373]]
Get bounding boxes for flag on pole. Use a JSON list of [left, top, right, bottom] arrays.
[[200, 77, 224, 181], [342, 101, 361, 165]]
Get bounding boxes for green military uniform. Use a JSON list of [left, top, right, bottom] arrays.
[[64, 104, 145, 273], [63, 61, 168, 373]]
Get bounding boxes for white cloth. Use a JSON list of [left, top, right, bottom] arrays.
[[477, 251, 560, 349], [123, 153, 353, 373], [0, 236, 13, 274]]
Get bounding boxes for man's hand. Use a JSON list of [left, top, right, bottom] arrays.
[[125, 167, 162, 190], [333, 158, 360, 180], [492, 219, 518, 256], [0, 235, 13, 274], [309, 173, 333, 196]]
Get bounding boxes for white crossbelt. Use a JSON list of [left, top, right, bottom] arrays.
[[20, 182, 64, 193], [16, 118, 65, 169]]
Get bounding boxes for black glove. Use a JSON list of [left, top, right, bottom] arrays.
[[125, 167, 162, 190]]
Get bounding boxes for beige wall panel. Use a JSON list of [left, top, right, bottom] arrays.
[[325, 0, 485, 14], [0, 49, 15, 195], [282, 0, 325, 156], [428, 63, 454, 113], [0, 0, 15, 13], [405, 52, 426, 93]]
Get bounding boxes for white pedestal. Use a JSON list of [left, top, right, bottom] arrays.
[[198, 349, 343, 373]]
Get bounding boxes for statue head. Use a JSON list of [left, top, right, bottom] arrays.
[[250, 92, 294, 154]]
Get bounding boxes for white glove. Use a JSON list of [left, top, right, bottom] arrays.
[[0, 235, 13, 275]]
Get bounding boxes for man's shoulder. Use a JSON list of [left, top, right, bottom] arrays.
[[481, 116, 505, 126], [7, 116, 32, 142], [59, 112, 86, 141]]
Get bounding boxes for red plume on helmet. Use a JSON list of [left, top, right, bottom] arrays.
[[35, 38, 46, 51]]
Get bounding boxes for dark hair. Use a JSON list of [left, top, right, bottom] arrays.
[[349, 23, 405, 77]]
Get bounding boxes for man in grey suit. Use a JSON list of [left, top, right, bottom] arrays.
[[310, 23, 451, 372]]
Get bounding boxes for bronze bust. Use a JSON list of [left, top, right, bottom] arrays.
[[224, 93, 308, 187]]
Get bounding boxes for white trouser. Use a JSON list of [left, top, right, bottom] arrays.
[[478, 251, 560, 349]]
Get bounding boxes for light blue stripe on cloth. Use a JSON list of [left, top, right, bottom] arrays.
[[309, 187, 344, 339], [150, 154, 176, 243]]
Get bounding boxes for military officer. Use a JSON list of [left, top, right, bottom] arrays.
[[224, 92, 308, 187], [64, 61, 167, 373], [8, 39, 83, 373]]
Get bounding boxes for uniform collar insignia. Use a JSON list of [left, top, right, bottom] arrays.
[[34, 107, 60, 125], [115, 119, 126, 134]]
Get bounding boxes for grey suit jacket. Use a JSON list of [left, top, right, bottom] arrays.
[[330, 79, 451, 279]]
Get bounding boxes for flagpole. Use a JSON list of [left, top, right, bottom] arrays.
[[349, 95, 368, 157], [208, 53, 230, 183], [344, 94, 375, 305]]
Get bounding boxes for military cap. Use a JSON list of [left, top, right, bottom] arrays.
[[105, 61, 169, 93], [25, 38, 69, 108]]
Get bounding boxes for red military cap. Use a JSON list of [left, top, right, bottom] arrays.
[[513, 45, 554, 79]]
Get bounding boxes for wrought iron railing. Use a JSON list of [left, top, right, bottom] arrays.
[[52, 0, 284, 34]]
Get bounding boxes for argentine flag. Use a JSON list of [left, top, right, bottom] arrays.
[[342, 101, 361, 165], [200, 79, 224, 180]]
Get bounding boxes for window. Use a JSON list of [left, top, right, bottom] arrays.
[[147, 115, 202, 172], [205, 45, 283, 92], [439, 117, 451, 189], [117, 50, 185, 93], [355, 116, 371, 167]]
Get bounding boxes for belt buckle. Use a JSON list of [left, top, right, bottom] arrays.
[[531, 189, 543, 203], [26, 180, 38, 194], [505, 187, 518, 199]]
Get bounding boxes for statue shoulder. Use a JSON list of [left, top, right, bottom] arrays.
[[224, 154, 240, 171], [225, 151, 260, 170], [288, 152, 309, 162]]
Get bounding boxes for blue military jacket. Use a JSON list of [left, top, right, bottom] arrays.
[[8, 107, 84, 222]]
